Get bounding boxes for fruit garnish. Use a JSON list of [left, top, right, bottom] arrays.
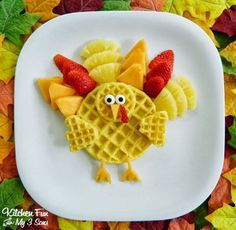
[[119, 105, 129, 123], [54, 54, 88, 84], [49, 83, 76, 110], [68, 71, 96, 97], [146, 62, 171, 84], [83, 51, 123, 71], [144, 77, 165, 98], [154, 88, 178, 120], [165, 80, 188, 116], [80, 39, 121, 59], [90, 63, 121, 83], [117, 64, 143, 90], [149, 50, 174, 72]]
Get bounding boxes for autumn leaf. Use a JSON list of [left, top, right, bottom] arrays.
[[130, 221, 168, 230], [0, 137, 14, 164], [194, 202, 209, 229], [228, 116, 236, 149], [19, 192, 35, 211], [214, 32, 236, 50], [220, 40, 236, 67], [53, 0, 103, 14], [24, 0, 60, 23], [0, 148, 18, 182], [108, 222, 130, 230], [102, 0, 131, 11], [224, 167, 236, 186], [224, 75, 236, 116], [163, 0, 235, 21], [131, 0, 164, 11], [212, 6, 236, 37], [0, 0, 40, 47], [93, 222, 109, 230], [208, 177, 232, 211], [0, 38, 20, 84], [0, 112, 13, 141], [0, 80, 14, 116], [205, 203, 236, 230], [222, 58, 236, 76], [168, 218, 194, 230], [58, 218, 93, 230]]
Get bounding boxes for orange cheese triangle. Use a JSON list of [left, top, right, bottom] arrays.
[[125, 39, 148, 66], [55, 96, 83, 117], [117, 64, 144, 90], [37, 77, 63, 103], [121, 49, 146, 75], [49, 83, 76, 110]]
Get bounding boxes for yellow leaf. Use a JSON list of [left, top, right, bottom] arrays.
[[220, 41, 236, 67], [0, 137, 14, 164], [164, 0, 235, 21], [58, 218, 93, 230], [0, 112, 13, 141], [24, 0, 60, 23], [224, 74, 236, 116], [108, 222, 131, 230], [231, 186, 236, 204], [205, 203, 236, 230], [184, 12, 219, 47], [0, 39, 20, 84], [224, 167, 236, 187]]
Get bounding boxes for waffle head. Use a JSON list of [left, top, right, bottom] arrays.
[[95, 83, 136, 122]]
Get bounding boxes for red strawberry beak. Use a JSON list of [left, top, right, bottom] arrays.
[[110, 105, 129, 123]]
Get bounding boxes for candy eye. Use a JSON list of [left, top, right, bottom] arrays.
[[104, 94, 115, 105], [115, 95, 126, 105]]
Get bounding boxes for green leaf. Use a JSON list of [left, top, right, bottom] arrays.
[[222, 58, 236, 76], [0, 178, 27, 230], [194, 201, 209, 230], [231, 154, 236, 160], [102, 0, 131, 11], [0, 0, 40, 47], [214, 32, 236, 51], [228, 117, 236, 149]]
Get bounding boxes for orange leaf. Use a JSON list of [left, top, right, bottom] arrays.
[[208, 177, 231, 212], [0, 80, 14, 116], [19, 192, 36, 211], [108, 222, 131, 230], [168, 218, 194, 230], [24, 0, 60, 23], [0, 112, 13, 141], [131, 0, 164, 11], [0, 137, 14, 164], [0, 147, 18, 182]]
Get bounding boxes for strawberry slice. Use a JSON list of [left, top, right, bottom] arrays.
[[149, 50, 174, 72], [68, 71, 96, 96], [119, 106, 129, 123], [144, 76, 165, 98], [146, 62, 171, 84], [54, 54, 88, 84]]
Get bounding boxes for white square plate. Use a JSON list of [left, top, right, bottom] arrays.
[[15, 11, 224, 221]]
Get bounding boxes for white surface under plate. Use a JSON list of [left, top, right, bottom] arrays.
[[15, 11, 224, 221]]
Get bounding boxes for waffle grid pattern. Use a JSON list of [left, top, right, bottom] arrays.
[[77, 83, 156, 163], [65, 116, 98, 152], [139, 111, 168, 147]]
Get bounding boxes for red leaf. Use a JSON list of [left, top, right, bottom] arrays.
[[168, 218, 194, 230], [131, 0, 164, 11], [0, 80, 14, 116], [53, 0, 103, 14], [93, 222, 109, 230], [0, 148, 18, 182], [131, 221, 169, 230], [212, 6, 236, 37], [181, 212, 196, 224]]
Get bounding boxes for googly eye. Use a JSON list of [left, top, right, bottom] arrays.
[[104, 94, 115, 105], [115, 94, 126, 105]]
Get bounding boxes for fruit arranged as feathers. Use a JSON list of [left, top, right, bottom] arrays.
[[37, 39, 197, 183]]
